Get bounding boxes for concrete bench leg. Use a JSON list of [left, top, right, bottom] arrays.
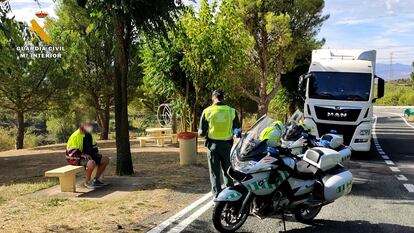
[[140, 139, 146, 147], [156, 138, 165, 146], [172, 135, 178, 144], [59, 175, 77, 192]]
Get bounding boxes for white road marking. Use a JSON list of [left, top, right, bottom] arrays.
[[371, 132, 414, 135], [375, 112, 414, 193], [388, 113, 414, 129], [389, 167, 401, 172], [403, 184, 414, 193], [384, 160, 395, 165], [147, 192, 212, 233], [167, 200, 214, 233], [396, 175, 408, 181]]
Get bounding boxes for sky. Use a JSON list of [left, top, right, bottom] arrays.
[[7, 0, 414, 65]]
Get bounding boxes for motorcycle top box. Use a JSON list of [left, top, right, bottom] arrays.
[[303, 147, 341, 171]]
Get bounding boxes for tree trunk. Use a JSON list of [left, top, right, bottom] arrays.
[[191, 85, 200, 132], [257, 97, 268, 119], [172, 113, 177, 134], [113, 10, 134, 175], [98, 107, 110, 140], [15, 111, 24, 149]]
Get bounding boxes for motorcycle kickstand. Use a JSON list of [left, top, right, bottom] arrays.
[[279, 210, 287, 233]]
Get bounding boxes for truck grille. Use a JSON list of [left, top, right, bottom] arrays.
[[314, 106, 361, 122], [316, 123, 357, 145]]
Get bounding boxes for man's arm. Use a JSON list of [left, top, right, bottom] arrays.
[[233, 111, 241, 129], [198, 110, 209, 137], [233, 110, 242, 138]]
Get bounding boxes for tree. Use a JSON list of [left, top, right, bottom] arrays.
[[141, 0, 245, 132], [0, 15, 69, 149], [234, 0, 328, 117], [411, 62, 414, 85], [51, 0, 134, 140], [177, 0, 243, 130], [141, 33, 194, 132], [78, 0, 181, 175]]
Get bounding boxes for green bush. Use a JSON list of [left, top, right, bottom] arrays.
[[376, 82, 414, 106], [24, 130, 42, 148], [0, 128, 15, 151], [46, 114, 77, 143]]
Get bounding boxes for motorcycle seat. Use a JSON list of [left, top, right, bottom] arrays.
[[293, 160, 318, 180]]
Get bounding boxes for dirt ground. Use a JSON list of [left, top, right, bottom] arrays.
[[0, 140, 211, 232]]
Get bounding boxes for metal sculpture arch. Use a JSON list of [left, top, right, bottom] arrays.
[[157, 103, 173, 127]]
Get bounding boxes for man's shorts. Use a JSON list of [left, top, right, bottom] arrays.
[[79, 153, 102, 166]]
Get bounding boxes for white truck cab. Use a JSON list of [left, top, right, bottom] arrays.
[[299, 49, 384, 152]]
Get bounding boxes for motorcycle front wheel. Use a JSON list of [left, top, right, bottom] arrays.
[[293, 205, 321, 224], [212, 201, 249, 233]]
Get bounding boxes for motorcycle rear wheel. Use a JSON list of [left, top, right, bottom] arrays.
[[212, 201, 249, 233], [294, 205, 322, 224]]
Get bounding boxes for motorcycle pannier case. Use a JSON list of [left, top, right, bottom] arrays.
[[303, 147, 341, 171], [322, 169, 353, 202], [321, 133, 343, 149]]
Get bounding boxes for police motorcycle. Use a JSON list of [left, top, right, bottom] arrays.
[[281, 110, 352, 163], [212, 115, 353, 233]]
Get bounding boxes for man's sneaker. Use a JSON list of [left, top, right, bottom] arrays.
[[84, 181, 96, 189], [93, 179, 106, 187]]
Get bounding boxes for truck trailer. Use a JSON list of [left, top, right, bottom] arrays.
[[300, 49, 385, 152]]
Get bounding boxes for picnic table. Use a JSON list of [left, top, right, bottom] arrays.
[[138, 127, 176, 147], [145, 127, 172, 136]]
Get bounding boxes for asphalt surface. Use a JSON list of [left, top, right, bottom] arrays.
[[151, 107, 414, 233]]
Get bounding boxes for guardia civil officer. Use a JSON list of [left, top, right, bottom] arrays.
[[199, 90, 241, 196]]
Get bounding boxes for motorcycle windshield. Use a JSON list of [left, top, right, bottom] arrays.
[[231, 115, 275, 162]]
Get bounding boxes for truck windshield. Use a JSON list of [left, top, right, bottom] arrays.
[[308, 72, 372, 101]]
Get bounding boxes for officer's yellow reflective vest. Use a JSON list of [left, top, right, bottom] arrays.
[[203, 105, 236, 140]]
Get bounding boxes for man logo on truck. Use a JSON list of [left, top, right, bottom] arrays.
[[327, 112, 347, 118]]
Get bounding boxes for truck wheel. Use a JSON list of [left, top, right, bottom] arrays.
[[294, 205, 321, 224]]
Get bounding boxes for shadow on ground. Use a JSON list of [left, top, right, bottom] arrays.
[[188, 219, 414, 233], [0, 147, 211, 195], [285, 220, 414, 233]]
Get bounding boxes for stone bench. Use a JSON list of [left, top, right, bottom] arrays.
[[45, 165, 84, 192]]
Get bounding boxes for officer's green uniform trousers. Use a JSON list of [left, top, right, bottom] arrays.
[[207, 140, 234, 195]]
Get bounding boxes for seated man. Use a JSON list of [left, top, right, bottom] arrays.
[[66, 120, 110, 189]]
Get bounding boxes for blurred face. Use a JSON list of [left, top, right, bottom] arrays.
[[82, 122, 93, 133], [212, 95, 218, 103]]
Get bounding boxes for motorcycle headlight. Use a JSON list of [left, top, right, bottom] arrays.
[[359, 129, 371, 136], [232, 158, 256, 172]]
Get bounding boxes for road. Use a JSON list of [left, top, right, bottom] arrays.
[[148, 107, 414, 233]]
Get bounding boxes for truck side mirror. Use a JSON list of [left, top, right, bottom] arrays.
[[298, 74, 309, 92], [373, 76, 385, 103]]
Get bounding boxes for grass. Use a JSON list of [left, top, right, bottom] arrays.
[[0, 179, 58, 204], [0, 147, 210, 232], [45, 197, 68, 207]]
